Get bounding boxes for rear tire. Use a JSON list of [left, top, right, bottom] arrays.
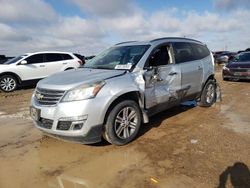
[[198, 80, 216, 107], [0, 75, 17, 92], [103, 100, 142, 145]]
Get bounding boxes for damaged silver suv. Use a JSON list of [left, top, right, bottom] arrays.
[[30, 37, 218, 145]]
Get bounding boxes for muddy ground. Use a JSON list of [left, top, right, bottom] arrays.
[[0, 69, 249, 188]]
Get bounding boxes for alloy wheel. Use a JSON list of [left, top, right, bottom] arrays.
[[114, 107, 138, 139], [0, 77, 17, 92]]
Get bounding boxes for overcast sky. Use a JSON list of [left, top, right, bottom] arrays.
[[0, 0, 250, 56]]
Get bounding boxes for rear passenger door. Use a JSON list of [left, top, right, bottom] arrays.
[[172, 42, 203, 99], [44, 53, 65, 76]]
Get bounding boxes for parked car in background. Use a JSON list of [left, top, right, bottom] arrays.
[[73, 53, 85, 65], [0, 51, 82, 92], [30, 37, 218, 145], [214, 51, 237, 64], [222, 52, 250, 81], [85, 55, 95, 61], [0, 55, 14, 64]]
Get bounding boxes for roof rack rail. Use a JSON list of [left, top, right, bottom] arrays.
[[115, 41, 138, 45], [150, 37, 202, 43]]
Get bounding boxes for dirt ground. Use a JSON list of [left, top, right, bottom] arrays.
[[0, 69, 249, 188]]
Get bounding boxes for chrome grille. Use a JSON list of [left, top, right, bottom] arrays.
[[35, 88, 65, 106]]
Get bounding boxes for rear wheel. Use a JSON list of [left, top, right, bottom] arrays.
[[198, 80, 216, 107], [0, 75, 17, 92], [103, 100, 142, 145]]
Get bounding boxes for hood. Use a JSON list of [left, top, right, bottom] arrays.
[[0, 64, 13, 72], [37, 68, 126, 91], [227, 61, 250, 69]]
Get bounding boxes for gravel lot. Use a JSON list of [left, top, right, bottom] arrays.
[[0, 69, 249, 188]]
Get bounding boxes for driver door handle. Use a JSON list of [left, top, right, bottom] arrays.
[[169, 72, 177, 76], [39, 65, 45, 67]]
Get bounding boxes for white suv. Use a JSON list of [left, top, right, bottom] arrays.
[[0, 51, 83, 92]]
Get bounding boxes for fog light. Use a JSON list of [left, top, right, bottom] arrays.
[[72, 122, 84, 130], [57, 115, 87, 131]]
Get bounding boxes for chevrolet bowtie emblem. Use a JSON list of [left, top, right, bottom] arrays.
[[35, 92, 44, 100]]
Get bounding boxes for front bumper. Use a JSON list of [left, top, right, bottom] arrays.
[[30, 96, 107, 144], [222, 70, 250, 80]]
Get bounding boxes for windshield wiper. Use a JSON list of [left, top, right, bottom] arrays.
[[83, 66, 113, 70]]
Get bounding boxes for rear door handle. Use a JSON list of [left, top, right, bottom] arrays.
[[39, 65, 45, 67], [198, 66, 202, 70], [63, 62, 67, 65], [169, 72, 177, 76]]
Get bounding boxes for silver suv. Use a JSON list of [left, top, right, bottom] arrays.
[[30, 38, 217, 145]]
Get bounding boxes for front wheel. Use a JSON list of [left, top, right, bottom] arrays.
[[103, 100, 142, 145], [0, 75, 17, 92], [198, 80, 216, 107]]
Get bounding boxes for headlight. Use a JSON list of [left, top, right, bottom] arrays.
[[61, 81, 105, 102]]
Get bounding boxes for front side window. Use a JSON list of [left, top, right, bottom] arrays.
[[25, 54, 44, 64], [147, 45, 170, 67], [84, 45, 150, 70]]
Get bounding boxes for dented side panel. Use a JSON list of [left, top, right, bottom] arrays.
[[143, 65, 182, 109]]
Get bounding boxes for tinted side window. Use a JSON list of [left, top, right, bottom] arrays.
[[62, 54, 73, 60], [172, 42, 196, 63], [45, 53, 63, 62], [25, 54, 44, 64], [148, 45, 170, 67], [191, 43, 210, 59]]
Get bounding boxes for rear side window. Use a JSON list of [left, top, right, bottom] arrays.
[[191, 43, 210, 59], [172, 42, 196, 63], [62, 54, 73, 60], [45, 53, 63, 62], [25, 54, 44, 64]]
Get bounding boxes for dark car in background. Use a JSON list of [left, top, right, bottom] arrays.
[[222, 52, 250, 81], [0, 55, 14, 64], [213, 51, 237, 64]]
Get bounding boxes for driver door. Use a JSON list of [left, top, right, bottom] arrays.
[[144, 44, 182, 113]]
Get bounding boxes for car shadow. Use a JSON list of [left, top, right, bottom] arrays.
[[217, 162, 250, 188], [84, 101, 197, 147], [138, 100, 197, 138]]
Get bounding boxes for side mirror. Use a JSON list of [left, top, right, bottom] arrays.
[[20, 60, 27, 65]]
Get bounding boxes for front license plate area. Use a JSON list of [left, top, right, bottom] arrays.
[[234, 72, 241, 76], [30, 107, 40, 121]]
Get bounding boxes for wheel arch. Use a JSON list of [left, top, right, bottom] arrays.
[[103, 91, 148, 125], [64, 67, 75, 71], [0, 72, 22, 84], [198, 74, 216, 99]]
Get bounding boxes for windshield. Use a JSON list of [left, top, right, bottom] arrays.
[[84, 45, 150, 70], [4, 55, 26, 64], [232, 53, 250, 63]]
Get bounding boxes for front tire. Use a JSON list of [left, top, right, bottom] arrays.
[[103, 100, 142, 145], [0, 75, 17, 92], [198, 80, 216, 107]]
